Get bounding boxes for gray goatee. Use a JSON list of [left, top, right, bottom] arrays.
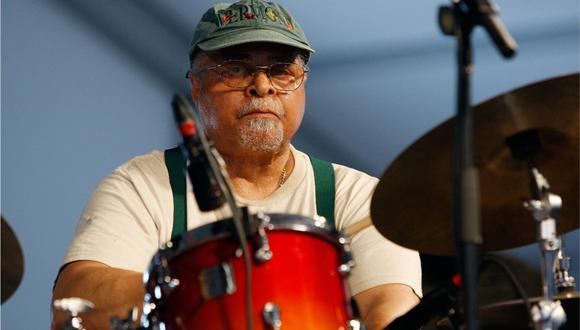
[[237, 98, 285, 152]]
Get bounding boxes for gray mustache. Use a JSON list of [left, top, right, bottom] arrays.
[[236, 98, 284, 118]]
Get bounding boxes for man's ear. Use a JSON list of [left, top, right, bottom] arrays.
[[189, 74, 202, 103]]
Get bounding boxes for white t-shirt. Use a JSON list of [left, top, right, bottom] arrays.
[[64, 146, 422, 297]]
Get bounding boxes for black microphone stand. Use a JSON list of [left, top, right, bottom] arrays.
[[437, 1, 517, 329], [172, 94, 254, 330], [203, 135, 255, 330]]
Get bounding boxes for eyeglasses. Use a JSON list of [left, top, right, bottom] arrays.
[[190, 60, 309, 92]]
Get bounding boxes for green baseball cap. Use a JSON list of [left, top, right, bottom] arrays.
[[188, 0, 315, 60]]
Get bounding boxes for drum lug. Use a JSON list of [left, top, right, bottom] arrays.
[[162, 276, 180, 291], [53, 297, 94, 330], [346, 319, 365, 330], [312, 214, 327, 228], [254, 213, 273, 263], [141, 293, 158, 328], [262, 302, 282, 330], [155, 255, 180, 297], [141, 250, 178, 330], [109, 306, 138, 330], [199, 262, 237, 300], [141, 295, 167, 330], [337, 233, 356, 276]]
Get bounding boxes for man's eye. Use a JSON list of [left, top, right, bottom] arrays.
[[270, 64, 293, 76], [224, 63, 247, 76]]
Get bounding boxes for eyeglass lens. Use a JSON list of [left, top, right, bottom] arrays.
[[218, 61, 305, 91]]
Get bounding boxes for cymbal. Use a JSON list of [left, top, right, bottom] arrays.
[[480, 291, 579, 330], [1, 216, 25, 303], [371, 73, 579, 255]]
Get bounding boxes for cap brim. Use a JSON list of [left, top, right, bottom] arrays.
[[197, 28, 315, 53]]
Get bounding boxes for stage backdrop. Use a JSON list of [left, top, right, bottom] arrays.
[[2, 0, 578, 328]]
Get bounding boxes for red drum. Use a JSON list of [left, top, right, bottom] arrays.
[[141, 213, 356, 330]]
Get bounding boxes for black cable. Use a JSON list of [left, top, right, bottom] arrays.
[[482, 254, 534, 328]]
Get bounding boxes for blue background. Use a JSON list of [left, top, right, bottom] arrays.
[[2, 0, 578, 328]]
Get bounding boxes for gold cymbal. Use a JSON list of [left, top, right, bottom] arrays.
[[371, 73, 579, 255], [1, 216, 25, 303]]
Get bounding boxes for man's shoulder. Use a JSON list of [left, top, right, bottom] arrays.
[[331, 162, 377, 181], [292, 147, 378, 187], [114, 149, 167, 178], [332, 163, 378, 194]]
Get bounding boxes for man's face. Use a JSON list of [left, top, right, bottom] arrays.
[[189, 43, 307, 157]]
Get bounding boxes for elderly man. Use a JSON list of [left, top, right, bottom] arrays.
[[52, 1, 421, 329]]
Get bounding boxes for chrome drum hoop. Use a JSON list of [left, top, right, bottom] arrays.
[[150, 213, 341, 268]]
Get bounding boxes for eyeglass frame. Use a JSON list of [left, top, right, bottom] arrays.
[[186, 59, 310, 92]]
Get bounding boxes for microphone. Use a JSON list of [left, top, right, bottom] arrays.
[[171, 94, 225, 211], [384, 275, 461, 330], [467, 0, 518, 58]]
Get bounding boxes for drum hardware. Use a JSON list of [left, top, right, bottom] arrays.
[[254, 213, 274, 263], [152, 253, 181, 298], [53, 297, 95, 330], [522, 168, 561, 298], [521, 169, 567, 329], [140, 292, 163, 330], [199, 262, 237, 299], [141, 291, 163, 330], [109, 306, 139, 330], [347, 319, 364, 330], [312, 214, 327, 228], [347, 298, 366, 330], [141, 245, 180, 330], [480, 291, 579, 330], [505, 128, 569, 330], [554, 241, 576, 293], [337, 233, 355, 276], [262, 302, 282, 330], [531, 300, 566, 330]]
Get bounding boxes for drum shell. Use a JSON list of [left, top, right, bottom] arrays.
[[145, 214, 352, 330]]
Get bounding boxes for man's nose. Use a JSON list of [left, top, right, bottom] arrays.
[[246, 70, 276, 97]]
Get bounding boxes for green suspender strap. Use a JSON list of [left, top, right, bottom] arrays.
[[165, 148, 336, 237], [309, 156, 336, 229], [164, 147, 188, 239]]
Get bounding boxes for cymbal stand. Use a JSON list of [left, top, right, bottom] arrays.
[[554, 237, 576, 293], [523, 166, 567, 330]]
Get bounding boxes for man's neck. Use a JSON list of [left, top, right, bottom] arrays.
[[222, 146, 294, 200]]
